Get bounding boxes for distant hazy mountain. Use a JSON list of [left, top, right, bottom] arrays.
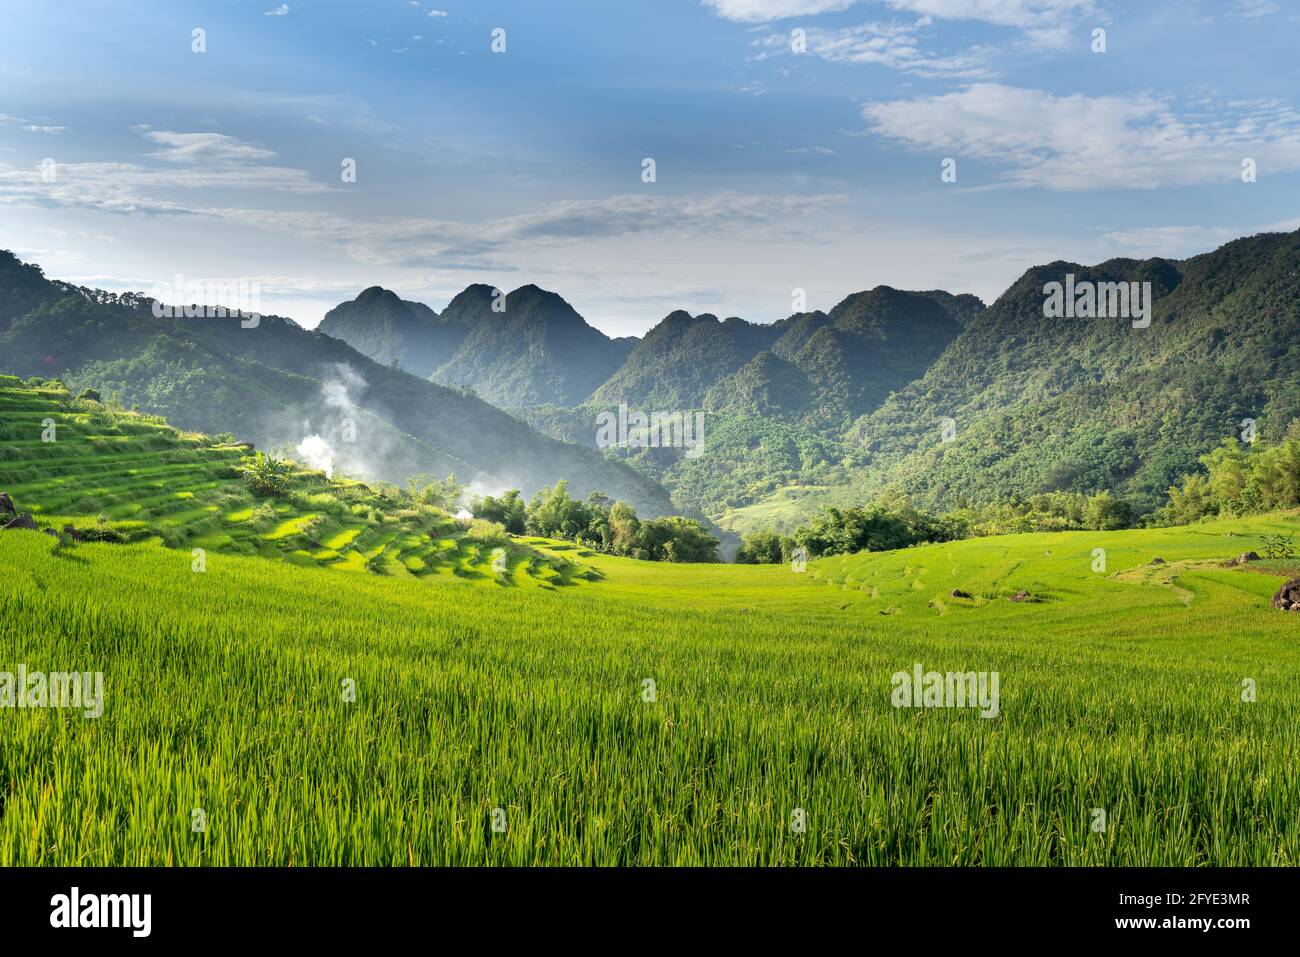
[[432, 284, 635, 407], [590, 311, 784, 410], [317, 286, 468, 378]]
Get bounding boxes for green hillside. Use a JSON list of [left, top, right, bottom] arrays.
[[530, 287, 975, 520], [0, 252, 678, 519], [591, 310, 783, 410], [841, 233, 1300, 516], [0, 376, 588, 587], [2, 437, 1298, 862]]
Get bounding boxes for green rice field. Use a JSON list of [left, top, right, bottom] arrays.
[[1, 377, 1299, 865]]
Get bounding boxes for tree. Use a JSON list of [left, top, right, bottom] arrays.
[[473, 489, 527, 534], [526, 482, 591, 539], [607, 501, 641, 555], [1083, 491, 1132, 531], [636, 516, 720, 563], [736, 531, 785, 564], [408, 473, 464, 510]]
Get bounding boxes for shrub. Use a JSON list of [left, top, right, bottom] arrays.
[[240, 452, 290, 497], [465, 519, 509, 549]]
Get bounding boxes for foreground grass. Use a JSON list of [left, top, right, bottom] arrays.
[[1, 509, 1298, 865]]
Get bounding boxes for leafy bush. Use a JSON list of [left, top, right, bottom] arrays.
[[1262, 533, 1296, 560], [472, 489, 526, 534], [240, 452, 290, 497], [736, 531, 790, 564], [465, 519, 509, 548]]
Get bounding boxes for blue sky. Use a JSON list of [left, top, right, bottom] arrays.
[[1, 0, 1297, 334]]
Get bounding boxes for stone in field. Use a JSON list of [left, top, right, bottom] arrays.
[[1273, 578, 1300, 612], [2, 513, 38, 531], [1224, 551, 1261, 567]]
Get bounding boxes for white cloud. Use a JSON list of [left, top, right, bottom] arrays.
[[879, 0, 1093, 30], [0, 128, 331, 215], [0, 159, 333, 214], [144, 131, 277, 164], [264, 4, 290, 16], [862, 84, 1300, 189], [1237, 0, 1279, 17], [214, 191, 847, 270], [0, 142, 842, 275], [1103, 218, 1300, 258], [707, 0, 1092, 27], [710, 0, 1094, 48], [706, 0, 856, 18], [1, 113, 69, 133], [756, 21, 992, 77], [428, 9, 449, 17]]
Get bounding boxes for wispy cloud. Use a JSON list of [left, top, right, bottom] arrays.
[[863, 84, 1300, 190], [1, 113, 69, 134], [0, 128, 842, 273], [0, 129, 330, 214], [1103, 218, 1300, 257], [144, 131, 276, 164], [755, 20, 993, 77], [218, 191, 847, 270], [264, 4, 290, 16], [1237, 0, 1279, 17], [707, 0, 1095, 45]]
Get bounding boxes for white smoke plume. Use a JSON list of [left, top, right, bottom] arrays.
[[296, 434, 335, 478]]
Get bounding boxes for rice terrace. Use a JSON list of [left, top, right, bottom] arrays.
[[2, 376, 1298, 866]]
